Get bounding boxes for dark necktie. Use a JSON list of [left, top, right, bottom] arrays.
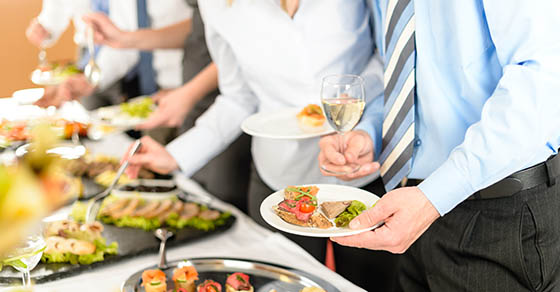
[[379, 0, 416, 191], [136, 0, 158, 95]]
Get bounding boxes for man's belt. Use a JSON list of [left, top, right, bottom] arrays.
[[468, 153, 560, 200]]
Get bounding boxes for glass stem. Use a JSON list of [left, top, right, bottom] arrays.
[[22, 270, 31, 287], [338, 132, 346, 159]]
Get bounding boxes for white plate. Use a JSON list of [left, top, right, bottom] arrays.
[[260, 184, 382, 237], [12, 88, 44, 105], [241, 108, 335, 139]]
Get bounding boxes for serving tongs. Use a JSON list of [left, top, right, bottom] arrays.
[[85, 139, 142, 223]]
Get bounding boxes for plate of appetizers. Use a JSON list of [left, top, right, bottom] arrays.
[[122, 258, 339, 292], [260, 184, 382, 237], [241, 105, 335, 140], [91, 96, 155, 129]]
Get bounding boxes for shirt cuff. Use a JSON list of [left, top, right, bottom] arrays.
[[165, 127, 212, 178], [417, 159, 476, 215]]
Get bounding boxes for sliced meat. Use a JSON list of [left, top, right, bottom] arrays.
[[310, 213, 333, 229], [100, 198, 129, 216], [145, 200, 173, 219], [320, 201, 352, 219], [44, 236, 96, 255], [112, 198, 140, 219], [284, 185, 319, 200], [133, 200, 160, 217], [180, 202, 200, 220], [80, 221, 104, 240], [273, 206, 310, 227], [158, 201, 183, 221], [199, 209, 220, 221]]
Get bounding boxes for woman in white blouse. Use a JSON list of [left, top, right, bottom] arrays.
[[126, 1, 397, 290]]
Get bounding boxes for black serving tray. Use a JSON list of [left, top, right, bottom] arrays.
[[0, 210, 236, 284]]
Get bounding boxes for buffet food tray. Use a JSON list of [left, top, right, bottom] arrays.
[[122, 258, 340, 292], [0, 215, 236, 284]]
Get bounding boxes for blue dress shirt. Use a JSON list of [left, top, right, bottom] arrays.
[[357, 0, 560, 215]]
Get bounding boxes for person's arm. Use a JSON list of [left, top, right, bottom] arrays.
[[84, 13, 192, 50], [417, 0, 560, 215], [165, 4, 258, 176], [33, 0, 77, 46], [136, 63, 218, 129]]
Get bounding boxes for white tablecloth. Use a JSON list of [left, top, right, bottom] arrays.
[[26, 134, 366, 292]]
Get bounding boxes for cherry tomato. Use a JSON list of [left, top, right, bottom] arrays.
[[299, 202, 316, 213]]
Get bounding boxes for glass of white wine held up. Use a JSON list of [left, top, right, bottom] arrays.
[[320, 74, 366, 175]]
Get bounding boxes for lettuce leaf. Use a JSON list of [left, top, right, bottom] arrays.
[[165, 211, 231, 231], [334, 200, 366, 227], [100, 215, 161, 231]]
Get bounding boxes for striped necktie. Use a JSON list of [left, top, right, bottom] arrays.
[[378, 0, 416, 191]]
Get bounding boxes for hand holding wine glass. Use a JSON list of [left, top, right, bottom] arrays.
[[319, 74, 366, 175]]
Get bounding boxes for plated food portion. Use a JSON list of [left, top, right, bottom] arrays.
[[0, 119, 90, 148], [296, 104, 326, 133], [124, 259, 336, 292], [241, 104, 334, 139], [92, 97, 155, 128], [261, 184, 381, 237], [71, 195, 231, 232], [42, 220, 118, 265], [31, 62, 82, 86]]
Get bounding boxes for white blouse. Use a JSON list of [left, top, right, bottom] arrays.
[[167, 0, 384, 189]]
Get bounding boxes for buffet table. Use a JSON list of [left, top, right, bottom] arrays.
[[29, 133, 366, 292]]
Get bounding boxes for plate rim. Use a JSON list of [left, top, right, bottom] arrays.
[[260, 184, 381, 238], [241, 108, 335, 140]]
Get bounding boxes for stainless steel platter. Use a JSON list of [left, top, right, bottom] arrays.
[[122, 257, 340, 292]]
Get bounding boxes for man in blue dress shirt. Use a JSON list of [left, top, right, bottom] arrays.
[[319, 0, 560, 290]]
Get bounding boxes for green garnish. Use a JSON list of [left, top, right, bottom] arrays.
[[335, 200, 367, 227], [177, 278, 187, 283], [150, 281, 161, 286], [210, 284, 219, 292], [286, 187, 318, 202], [236, 274, 246, 283]]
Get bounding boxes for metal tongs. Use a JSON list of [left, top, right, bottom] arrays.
[[85, 140, 142, 223]]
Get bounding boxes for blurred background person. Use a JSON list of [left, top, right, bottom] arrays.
[[121, 1, 399, 291], [84, 0, 252, 213], [29, 0, 191, 111]]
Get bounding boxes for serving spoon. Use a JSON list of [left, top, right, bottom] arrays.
[[154, 228, 174, 269], [83, 25, 101, 86]]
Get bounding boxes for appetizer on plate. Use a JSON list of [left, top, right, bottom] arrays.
[[173, 266, 199, 292], [142, 269, 167, 292], [273, 185, 370, 230], [197, 280, 222, 292], [273, 186, 333, 229], [225, 272, 253, 292], [296, 104, 326, 133], [41, 220, 118, 265]]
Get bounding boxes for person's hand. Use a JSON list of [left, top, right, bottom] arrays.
[[82, 13, 130, 48], [124, 136, 179, 178], [25, 18, 50, 47], [136, 88, 194, 130], [331, 187, 440, 253], [318, 130, 380, 180], [34, 86, 72, 108], [59, 74, 96, 100]]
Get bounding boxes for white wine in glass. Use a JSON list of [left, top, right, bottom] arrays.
[[320, 74, 366, 175], [1, 233, 45, 288]]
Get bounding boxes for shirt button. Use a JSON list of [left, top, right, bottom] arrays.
[[415, 138, 422, 147]]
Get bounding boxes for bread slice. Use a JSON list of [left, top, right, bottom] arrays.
[[273, 206, 310, 227]]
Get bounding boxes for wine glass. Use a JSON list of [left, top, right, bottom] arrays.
[[1, 228, 45, 288], [320, 74, 366, 175]]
